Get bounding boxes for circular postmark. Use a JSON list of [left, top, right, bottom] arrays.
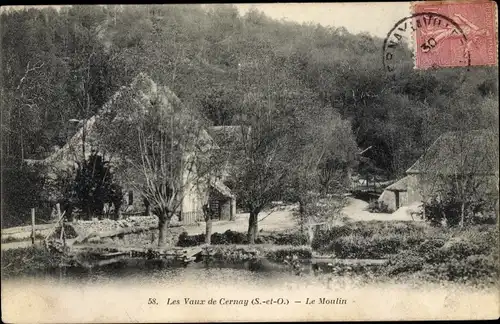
[[383, 12, 471, 73]]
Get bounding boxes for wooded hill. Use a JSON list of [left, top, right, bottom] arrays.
[[2, 4, 498, 179]]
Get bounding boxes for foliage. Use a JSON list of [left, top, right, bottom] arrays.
[[424, 193, 496, 228], [177, 229, 308, 247], [1, 246, 66, 278], [366, 200, 391, 213], [71, 151, 123, 219], [311, 221, 499, 284], [293, 195, 347, 232], [311, 221, 428, 258], [1, 5, 497, 182], [95, 74, 220, 246], [264, 246, 312, 263], [1, 162, 48, 228]]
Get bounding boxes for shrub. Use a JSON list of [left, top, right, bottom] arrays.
[[259, 231, 308, 245], [366, 200, 391, 213], [386, 250, 425, 275], [177, 230, 308, 247], [440, 239, 483, 259], [311, 221, 427, 258], [177, 232, 205, 247], [72, 152, 123, 220], [380, 224, 499, 283], [424, 193, 496, 228], [264, 246, 312, 263], [1, 246, 66, 278], [417, 238, 447, 263]]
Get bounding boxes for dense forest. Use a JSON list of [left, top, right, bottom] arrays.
[[1, 4, 498, 178]]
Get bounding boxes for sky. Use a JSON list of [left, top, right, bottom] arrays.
[[235, 3, 411, 38], [3, 3, 411, 38]]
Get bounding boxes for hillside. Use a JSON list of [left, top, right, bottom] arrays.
[[1, 4, 498, 179]]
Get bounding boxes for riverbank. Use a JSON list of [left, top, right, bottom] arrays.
[[2, 220, 498, 287]]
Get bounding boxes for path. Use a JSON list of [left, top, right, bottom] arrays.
[[182, 206, 297, 236], [342, 197, 421, 222], [1, 208, 297, 251], [1, 240, 40, 251]]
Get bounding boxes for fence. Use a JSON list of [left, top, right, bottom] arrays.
[[180, 211, 204, 225]]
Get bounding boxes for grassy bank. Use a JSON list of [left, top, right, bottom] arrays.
[[1, 246, 67, 278], [312, 221, 499, 285], [3, 221, 497, 286], [177, 229, 308, 247], [177, 221, 499, 285], [201, 244, 312, 262]]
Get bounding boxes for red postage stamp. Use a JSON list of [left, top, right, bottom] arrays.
[[412, 0, 498, 69]]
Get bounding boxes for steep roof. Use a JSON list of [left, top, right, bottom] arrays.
[[406, 129, 499, 175], [30, 74, 209, 168], [385, 176, 408, 192], [210, 179, 234, 198]]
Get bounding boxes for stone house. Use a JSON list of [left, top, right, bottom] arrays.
[[25, 77, 239, 225], [378, 130, 499, 211]]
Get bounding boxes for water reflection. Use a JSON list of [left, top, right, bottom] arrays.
[[14, 257, 309, 287]]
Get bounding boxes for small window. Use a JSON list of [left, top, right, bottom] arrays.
[[128, 191, 134, 205]]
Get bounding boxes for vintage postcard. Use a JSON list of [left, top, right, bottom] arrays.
[[1, 2, 499, 322]]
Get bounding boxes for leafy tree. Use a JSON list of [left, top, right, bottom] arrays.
[[72, 151, 123, 220], [1, 162, 48, 228]]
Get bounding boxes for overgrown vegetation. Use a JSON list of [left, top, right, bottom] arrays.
[[1, 246, 67, 278], [424, 195, 498, 227], [311, 221, 499, 284], [366, 200, 391, 213], [177, 229, 308, 247], [1, 162, 49, 228], [2, 5, 497, 231], [71, 152, 124, 220]]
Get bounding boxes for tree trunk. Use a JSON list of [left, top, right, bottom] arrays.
[[229, 198, 236, 221], [247, 210, 259, 244], [113, 200, 122, 220], [459, 202, 465, 229], [20, 132, 25, 162], [158, 213, 170, 247], [205, 216, 212, 245], [85, 205, 92, 220], [299, 200, 305, 234], [144, 198, 151, 216]]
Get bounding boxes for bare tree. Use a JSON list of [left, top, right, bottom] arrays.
[[97, 73, 217, 246], [414, 129, 498, 227]]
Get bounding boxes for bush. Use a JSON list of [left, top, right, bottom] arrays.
[[386, 250, 425, 275], [439, 239, 483, 260], [381, 224, 499, 283], [366, 200, 391, 213], [424, 194, 496, 228], [177, 232, 205, 247], [258, 231, 308, 245], [177, 230, 308, 247], [417, 238, 447, 263], [1, 246, 66, 278], [311, 221, 427, 258], [264, 246, 312, 263], [72, 152, 123, 220], [424, 197, 461, 227]]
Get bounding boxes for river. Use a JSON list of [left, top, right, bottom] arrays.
[[2, 258, 498, 322]]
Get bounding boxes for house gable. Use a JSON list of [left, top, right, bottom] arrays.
[[406, 129, 499, 176]]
